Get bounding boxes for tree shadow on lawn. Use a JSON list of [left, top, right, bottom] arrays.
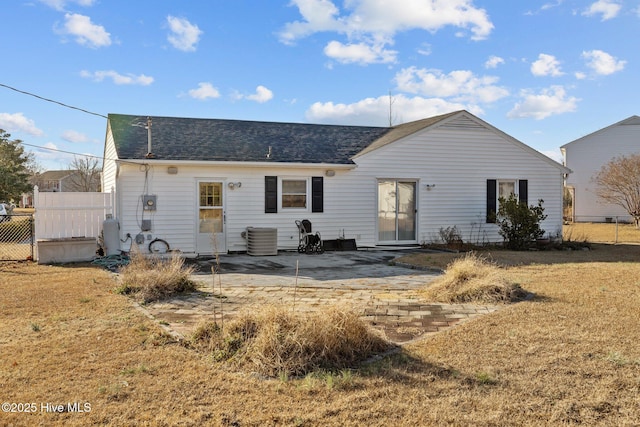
[[360, 349, 498, 388]]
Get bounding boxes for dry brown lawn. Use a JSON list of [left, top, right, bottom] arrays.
[[1, 224, 639, 426]]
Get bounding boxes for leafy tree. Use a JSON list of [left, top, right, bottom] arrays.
[[496, 194, 547, 250], [593, 154, 640, 228], [0, 129, 35, 202], [66, 156, 102, 192]]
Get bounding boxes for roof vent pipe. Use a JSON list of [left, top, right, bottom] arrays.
[[145, 116, 154, 158]]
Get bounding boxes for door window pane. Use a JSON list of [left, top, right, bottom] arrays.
[[378, 180, 397, 241], [397, 182, 416, 241], [199, 182, 222, 207], [199, 182, 223, 234], [199, 209, 222, 233]]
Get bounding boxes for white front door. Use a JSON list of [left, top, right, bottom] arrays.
[[196, 181, 226, 254], [377, 179, 417, 244]]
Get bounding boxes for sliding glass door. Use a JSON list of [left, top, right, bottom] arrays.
[[377, 180, 417, 244]]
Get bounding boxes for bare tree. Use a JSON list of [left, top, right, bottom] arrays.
[[593, 154, 640, 228], [67, 156, 101, 192]]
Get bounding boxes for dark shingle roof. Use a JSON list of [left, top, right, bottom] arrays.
[[108, 114, 393, 164]]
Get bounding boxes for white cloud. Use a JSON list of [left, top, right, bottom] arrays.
[[282, 0, 493, 41], [279, 0, 493, 64], [61, 130, 89, 143], [306, 94, 479, 126], [508, 86, 579, 120], [416, 43, 432, 56], [59, 13, 111, 48], [245, 86, 274, 103], [582, 49, 626, 75], [324, 40, 397, 64], [0, 113, 44, 136], [525, 0, 564, 15], [575, 71, 587, 80], [484, 55, 504, 69], [80, 70, 154, 85], [187, 82, 220, 100], [31, 141, 75, 167], [395, 67, 509, 104], [531, 53, 564, 77], [166, 16, 202, 52], [39, 0, 95, 11], [541, 1, 564, 11], [278, 0, 343, 45], [582, 0, 622, 20]]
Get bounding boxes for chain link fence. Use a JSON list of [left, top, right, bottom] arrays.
[[0, 214, 34, 261]]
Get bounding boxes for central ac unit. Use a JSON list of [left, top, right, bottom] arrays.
[[246, 227, 277, 256]]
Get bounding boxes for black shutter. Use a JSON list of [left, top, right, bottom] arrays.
[[311, 176, 323, 213], [265, 176, 277, 213], [486, 179, 496, 223], [519, 180, 528, 205]]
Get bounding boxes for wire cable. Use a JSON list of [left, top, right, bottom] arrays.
[[0, 83, 108, 119], [19, 141, 150, 167]]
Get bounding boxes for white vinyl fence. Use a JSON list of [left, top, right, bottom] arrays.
[[34, 186, 114, 240]]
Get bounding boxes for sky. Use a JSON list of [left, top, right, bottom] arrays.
[[1, 0, 638, 170]]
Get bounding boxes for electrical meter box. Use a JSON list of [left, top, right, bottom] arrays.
[[142, 195, 157, 211]]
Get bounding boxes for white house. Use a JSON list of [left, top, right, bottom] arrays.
[[102, 110, 569, 255], [561, 115, 640, 223]]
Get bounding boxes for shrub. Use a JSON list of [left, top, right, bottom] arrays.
[[117, 252, 196, 303], [496, 195, 547, 250], [438, 226, 463, 245], [189, 304, 392, 378], [421, 252, 528, 304]]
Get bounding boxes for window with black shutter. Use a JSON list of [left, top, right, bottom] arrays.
[[486, 179, 497, 223], [519, 180, 528, 204], [311, 176, 323, 213], [487, 179, 529, 223], [265, 176, 277, 213]]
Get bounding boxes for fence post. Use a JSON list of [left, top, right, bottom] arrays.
[[30, 215, 35, 260], [33, 186, 39, 209], [615, 216, 618, 244]]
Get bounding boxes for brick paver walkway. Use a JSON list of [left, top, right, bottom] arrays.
[[142, 251, 500, 344]]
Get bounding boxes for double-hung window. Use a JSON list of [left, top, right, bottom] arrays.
[[282, 179, 307, 209], [487, 179, 528, 223], [498, 180, 516, 202], [265, 176, 324, 213]]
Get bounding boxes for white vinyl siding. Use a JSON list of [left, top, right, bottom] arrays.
[[101, 124, 118, 195], [562, 117, 640, 222], [352, 116, 566, 245]]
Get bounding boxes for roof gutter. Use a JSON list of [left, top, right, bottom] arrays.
[[115, 159, 357, 170]]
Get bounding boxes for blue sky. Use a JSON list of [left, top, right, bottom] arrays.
[[1, 0, 637, 170]]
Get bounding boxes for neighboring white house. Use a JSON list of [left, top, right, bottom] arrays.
[[20, 169, 101, 207], [561, 115, 640, 223], [102, 110, 570, 255]]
